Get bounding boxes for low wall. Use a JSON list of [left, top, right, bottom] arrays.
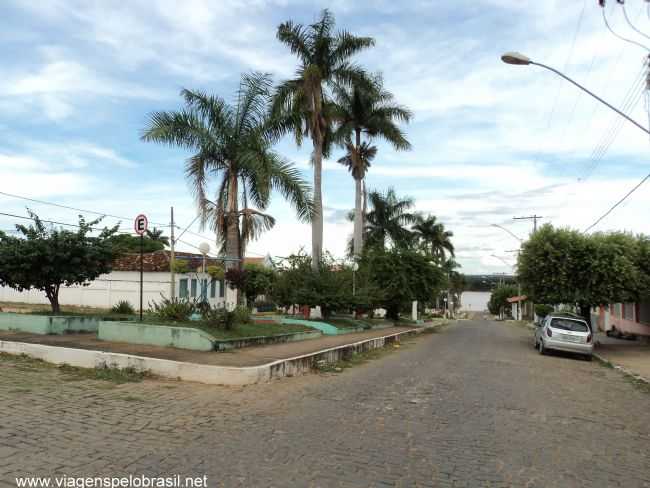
[[0, 313, 100, 335], [98, 322, 215, 351], [214, 330, 322, 351], [0, 325, 433, 385]]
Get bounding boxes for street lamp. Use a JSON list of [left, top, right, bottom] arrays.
[[501, 52, 650, 136], [491, 224, 523, 243]]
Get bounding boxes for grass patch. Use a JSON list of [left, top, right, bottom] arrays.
[[58, 363, 151, 384], [595, 355, 650, 393], [314, 343, 403, 373]]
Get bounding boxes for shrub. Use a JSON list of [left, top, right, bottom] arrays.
[[202, 306, 236, 330], [206, 265, 225, 280], [170, 260, 190, 274], [233, 305, 251, 324], [148, 296, 197, 321], [111, 300, 135, 315], [535, 304, 554, 319]]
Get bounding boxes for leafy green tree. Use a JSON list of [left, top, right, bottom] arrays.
[[363, 187, 417, 250], [242, 264, 275, 307], [360, 247, 445, 320], [0, 212, 117, 313], [488, 284, 519, 317], [142, 73, 312, 273], [273, 9, 375, 270], [108, 234, 165, 257], [333, 74, 412, 257], [517, 225, 641, 323]]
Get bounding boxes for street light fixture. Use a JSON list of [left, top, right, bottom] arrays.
[[501, 52, 650, 136]]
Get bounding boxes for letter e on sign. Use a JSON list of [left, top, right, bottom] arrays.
[[134, 214, 148, 236]]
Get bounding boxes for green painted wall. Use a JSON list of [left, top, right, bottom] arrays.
[[214, 330, 322, 351], [281, 318, 342, 335], [98, 322, 216, 351], [0, 313, 100, 335]]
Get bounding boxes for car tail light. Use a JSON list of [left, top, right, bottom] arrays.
[[587, 333, 592, 343], [546, 327, 552, 337]]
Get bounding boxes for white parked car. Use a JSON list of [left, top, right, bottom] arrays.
[[534, 313, 593, 360]]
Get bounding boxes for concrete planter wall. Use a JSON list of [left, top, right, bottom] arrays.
[[98, 322, 216, 351], [0, 313, 100, 335], [214, 330, 322, 351]]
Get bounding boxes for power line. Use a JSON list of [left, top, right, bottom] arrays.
[[601, 3, 650, 52], [622, 2, 650, 42], [583, 172, 650, 233], [0, 211, 131, 234], [0, 190, 170, 227]]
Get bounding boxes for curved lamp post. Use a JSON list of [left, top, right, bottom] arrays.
[[501, 52, 650, 136], [491, 223, 523, 243]]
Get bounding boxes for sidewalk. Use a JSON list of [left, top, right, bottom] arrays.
[[0, 326, 419, 368], [595, 334, 650, 381]]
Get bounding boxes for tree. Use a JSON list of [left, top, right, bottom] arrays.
[[242, 264, 275, 306], [517, 225, 642, 324], [364, 187, 417, 250], [108, 234, 165, 257], [273, 9, 375, 270], [332, 74, 412, 257], [0, 212, 117, 313], [361, 247, 445, 320], [412, 215, 454, 262], [142, 73, 313, 274], [488, 284, 519, 317], [145, 227, 170, 246]]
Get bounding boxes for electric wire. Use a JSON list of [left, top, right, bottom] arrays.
[[602, 5, 650, 51], [622, 2, 650, 42]]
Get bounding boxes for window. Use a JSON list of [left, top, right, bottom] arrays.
[[623, 303, 635, 321], [210, 279, 217, 298], [219, 279, 225, 298], [550, 318, 588, 332], [179, 279, 189, 298], [190, 279, 197, 297], [200, 279, 208, 300]]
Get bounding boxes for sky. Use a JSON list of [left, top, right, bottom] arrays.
[[2, 0, 650, 274]]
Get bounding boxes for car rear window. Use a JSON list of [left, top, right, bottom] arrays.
[[550, 318, 588, 332]]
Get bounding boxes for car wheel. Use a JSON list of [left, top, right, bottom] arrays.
[[585, 354, 593, 362], [538, 340, 545, 355]]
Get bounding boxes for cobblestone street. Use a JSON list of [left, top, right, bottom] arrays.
[[1, 320, 649, 487]]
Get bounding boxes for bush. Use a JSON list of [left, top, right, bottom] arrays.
[[206, 265, 225, 280], [111, 300, 135, 315], [170, 260, 190, 274], [233, 305, 251, 324], [148, 296, 197, 321], [202, 306, 236, 330], [535, 304, 554, 318]]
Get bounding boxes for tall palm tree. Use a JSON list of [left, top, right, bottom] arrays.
[[412, 215, 454, 262], [141, 73, 312, 272], [273, 9, 375, 270], [145, 227, 170, 247], [333, 75, 412, 257], [364, 187, 417, 250]]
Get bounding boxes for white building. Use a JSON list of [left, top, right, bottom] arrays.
[[0, 251, 272, 311]]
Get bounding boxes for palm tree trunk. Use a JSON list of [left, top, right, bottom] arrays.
[[353, 176, 363, 257], [312, 135, 323, 270]]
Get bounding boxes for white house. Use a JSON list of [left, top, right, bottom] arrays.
[[0, 251, 271, 311]]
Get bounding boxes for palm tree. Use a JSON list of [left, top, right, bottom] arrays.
[[273, 9, 375, 270], [412, 215, 454, 262], [364, 187, 417, 250], [145, 227, 170, 247], [333, 75, 412, 257], [141, 73, 312, 272]]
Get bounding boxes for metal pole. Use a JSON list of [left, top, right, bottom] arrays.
[[170, 206, 176, 299], [532, 61, 650, 136], [353, 268, 356, 297], [139, 233, 144, 322]]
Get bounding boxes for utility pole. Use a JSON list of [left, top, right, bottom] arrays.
[[513, 215, 543, 234], [170, 207, 176, 299]]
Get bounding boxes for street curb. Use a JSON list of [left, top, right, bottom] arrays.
[[593, 353, 650, 386], [0, 323, 445, 386]]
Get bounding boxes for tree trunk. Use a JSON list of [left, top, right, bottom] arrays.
[[353, 176, 363, 257], [225, 171, 240, 305], [45, 285, 61, 314], [311, 135, 323, 271]]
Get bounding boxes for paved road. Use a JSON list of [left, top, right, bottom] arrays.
[[1, 320, 649, 488]]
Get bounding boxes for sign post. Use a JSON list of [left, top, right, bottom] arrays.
[[134, 214, 148, 322]]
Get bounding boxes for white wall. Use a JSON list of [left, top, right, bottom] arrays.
[[460, 291, 491, 312], [0, 271, 237, 311]]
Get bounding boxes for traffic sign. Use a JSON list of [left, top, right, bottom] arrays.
[[134, 214, 148, 236]]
